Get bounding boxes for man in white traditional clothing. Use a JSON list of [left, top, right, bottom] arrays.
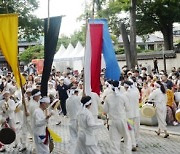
[[124, 80, 140, 151], [0, 91, 18, 151], [18, 88, 33, 152], [74, 96, 103, 154], [66, 87, 81, 153], [32, 96, 52, 154], [29, 89, 41, 128], [89, 92, 101, 122], [103, 81, 132, 154]]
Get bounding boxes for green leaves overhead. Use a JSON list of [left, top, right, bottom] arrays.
[[0, 0, 43, 41]]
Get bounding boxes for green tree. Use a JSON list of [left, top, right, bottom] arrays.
[[0, 0, 43, 41], [136, 0, 180, 50], [97, 0, 180, 50], [19, 45, 44, 63], [57, 28, 86, 50]]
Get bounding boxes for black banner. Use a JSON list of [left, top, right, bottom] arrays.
[[41, 16, 62, 96]]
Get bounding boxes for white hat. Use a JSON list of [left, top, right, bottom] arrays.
[[40, 96, 50, 103], [26, 88, 32, 93], [2, 91, 10, 96], [59, 76, 65, 80], [48, 82, 53, 85]]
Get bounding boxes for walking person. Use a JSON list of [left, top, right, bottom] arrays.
[[103, 81, 132, 154], [148, 81, 169, 138], [32, 96, 52, 154], [66, 87, 81, 153], [124, 81, 140, 151], [74, 96, 102, 154], [56, 76, 69, 117], [153, 58, 159, 73]]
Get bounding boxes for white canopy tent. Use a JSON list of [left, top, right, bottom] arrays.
[[53, 42, 84, 72], [53, 42, 106, 73], [54, 44, 66, 62]]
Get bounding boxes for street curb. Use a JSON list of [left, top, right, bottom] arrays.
[[140, 126, 180, 136]]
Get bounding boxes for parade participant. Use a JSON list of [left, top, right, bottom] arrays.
[[74, 96, 102, 154], [0, 91, 18, 151], [66, 87, 81, 153], [18, 88, 33, 152], [103, 81, 132, 154], [48, 82, 57, 98], [124, 81, 140, 151], [33, 96, 52, 154], [29, 89, 41, 131], [148, 81, 169, 138], [89, 91, 101, 121], [56, 76, 69, 117]]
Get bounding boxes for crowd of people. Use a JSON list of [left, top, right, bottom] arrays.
[[0, 64, 179, 153]]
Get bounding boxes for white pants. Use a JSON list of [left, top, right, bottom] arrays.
[[129, 117, 140, 146], [156, 107, 167, 131], [109, 119, 132, 154], [74, 131, 101, 154], [69, 119, 78, 153]]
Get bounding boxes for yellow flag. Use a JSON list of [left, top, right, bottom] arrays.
[[48, 128, 62, 143], [0, 14, 26, 87]]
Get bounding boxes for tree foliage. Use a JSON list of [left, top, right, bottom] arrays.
[[82, 0, 180, 50], [19, 45, 44, 63], [0, 0, 43, 41], [57, 28, 86, 50]]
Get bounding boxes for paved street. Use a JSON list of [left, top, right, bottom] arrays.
[[2, 114, 180, 154]]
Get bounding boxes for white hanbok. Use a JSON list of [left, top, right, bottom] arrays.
[[89, 92, 100, 121], [148, 88, 167, 130], [74, 107, 102, 154], [66, 95, 81, 153], [32, 108, 49, 154], [124, 87, 140, 147], [104, 92, 132, 154]]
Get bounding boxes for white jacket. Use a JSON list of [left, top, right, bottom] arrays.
[[33, 108, 48, 136], [89, 92, 100, 117], [66, 95, 81, 120], [104, 92, 130, 120], [125, 87, 140, 118]]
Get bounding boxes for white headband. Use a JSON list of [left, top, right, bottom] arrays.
[[40, 97, 50, 103], [154, 82, 161, 88], [84, 100, 92, 106], [32, 91, 41, 97], [124, 83, 130, 88]]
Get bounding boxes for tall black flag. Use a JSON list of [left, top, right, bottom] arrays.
[[41, 16, 62, 96]]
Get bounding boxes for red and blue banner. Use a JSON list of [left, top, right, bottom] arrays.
[[84, 19, 121, 95]]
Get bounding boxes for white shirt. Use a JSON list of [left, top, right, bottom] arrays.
[[66, 95, 81, 120], [0, 99, 16, 120], [125, 87, 140, 118], [89, 92, 100, 117], [33, 108, 48, 136], [104, 92, 130, 120]]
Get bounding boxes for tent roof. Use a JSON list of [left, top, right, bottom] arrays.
[[54, 44, 66, 60], [71, 41, 83, 57], [60, 43, 74, 59]]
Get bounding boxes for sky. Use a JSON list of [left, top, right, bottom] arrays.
[[34, 0, 86, 36]]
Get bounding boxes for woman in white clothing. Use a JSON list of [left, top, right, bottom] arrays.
[[148, 81, 169, 138]]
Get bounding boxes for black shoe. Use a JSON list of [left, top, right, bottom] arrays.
[[19, 147, 26, 152], [164, 134, 169, 138], [155, 131, 160, 136], [132, 147, 137, 152], [56, 121, 61, 125], [136, 144, 139, 147]]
